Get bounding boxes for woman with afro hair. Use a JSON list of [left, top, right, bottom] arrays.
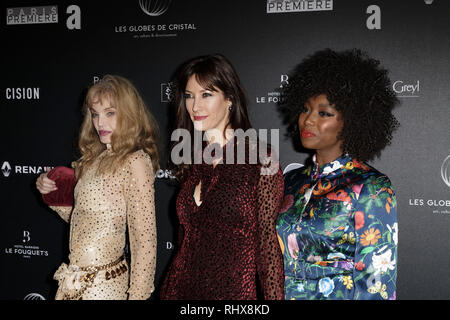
[[276, 48, 399, 300]]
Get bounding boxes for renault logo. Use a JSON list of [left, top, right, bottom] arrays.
[[1, 161, 11, 177]]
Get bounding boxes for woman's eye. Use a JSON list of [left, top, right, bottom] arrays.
[[319, 111, 334, 117], [107, 112, 115, 117], [184, 93, 192, 99], [300, 107, 310, 114], [202, 92, 212, 98], [91, 113, 98, 118]]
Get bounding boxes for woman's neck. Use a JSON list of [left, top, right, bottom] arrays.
[[204, 126, 234, 147], [315, 150, 344, 167]]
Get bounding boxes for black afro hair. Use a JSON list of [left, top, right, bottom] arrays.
[[280, 48, 400, 162]]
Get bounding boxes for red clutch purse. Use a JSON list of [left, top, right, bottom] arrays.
[[42, 166, 77, 207]]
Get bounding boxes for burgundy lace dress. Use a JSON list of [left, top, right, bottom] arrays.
[[160, 141, 284, 300]]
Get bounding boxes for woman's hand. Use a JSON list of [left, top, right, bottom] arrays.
[[36, 167, 57, 194]]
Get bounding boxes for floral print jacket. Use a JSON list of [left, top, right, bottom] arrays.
[[276, 155, 397, 300]]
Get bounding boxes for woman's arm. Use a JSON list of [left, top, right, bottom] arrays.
[[353, 175, 397, 300], [256, 160, 285, 300], [37, 167, 74, 223], [124, 151, 157, 300]]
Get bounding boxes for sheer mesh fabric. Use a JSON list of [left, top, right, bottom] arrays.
[[49, 149, 156, 300], [161, 140, 284, 300]]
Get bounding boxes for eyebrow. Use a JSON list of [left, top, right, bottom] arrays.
[[89, 106, 116, 112], [185, 89, 212, 93], [304, 102, 335, 108], [318, 103, 335, 108]]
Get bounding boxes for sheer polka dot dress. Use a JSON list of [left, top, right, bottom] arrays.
[[50, 149, 156, 300]]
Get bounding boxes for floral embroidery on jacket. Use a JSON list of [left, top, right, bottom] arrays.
[[276, 155, 397, 300]]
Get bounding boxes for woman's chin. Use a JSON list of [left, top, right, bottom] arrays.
[[99, 137, 111, 145]]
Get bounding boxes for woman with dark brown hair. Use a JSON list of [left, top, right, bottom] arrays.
[[160, 54, 284, 300]]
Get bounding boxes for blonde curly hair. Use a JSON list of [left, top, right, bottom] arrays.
[[75, 75, 160, 178]]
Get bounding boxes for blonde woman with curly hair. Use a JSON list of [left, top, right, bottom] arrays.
[[36, 75, 160, 300]]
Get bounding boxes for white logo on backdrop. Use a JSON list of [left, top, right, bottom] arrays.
[[5, 87, 40, 100], [256, 74, 288, 104], [1, 161, 11, 177], [139, 0, 172, 16], [1, 162, 51, 177], [6, 6, 58, 25], [441, 155, 450, 187], [424, 0, 434, 4], [161, 82, 173, 102], [267, 0, 333, 13], [156, 169, 175, 179], [66, 5, 81, 30], [4, 230, 49, 259], [393, 80, 420, 98], [6, 5, 80, 29], [366, 5, 381, 30], [23, 231, 31, 243], [408, 159, 450, 213], [115, 1, 196, 38], [283, 163, 304, 175], [24, 293, 46, 300]]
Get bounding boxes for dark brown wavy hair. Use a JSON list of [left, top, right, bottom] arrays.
[[170, 54, 252, 180]]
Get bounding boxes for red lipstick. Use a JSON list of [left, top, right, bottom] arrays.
[[194, 116, 208, 121], [301, 129, 316, 138], [99, 130, 112, 136]]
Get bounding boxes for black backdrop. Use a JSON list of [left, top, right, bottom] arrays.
[[1, 0, 450, 300]]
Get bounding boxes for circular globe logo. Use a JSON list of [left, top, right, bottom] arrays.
[[24, 293, 46, 300], [441, 155, 450, 187], [139, 0, 172, 16]]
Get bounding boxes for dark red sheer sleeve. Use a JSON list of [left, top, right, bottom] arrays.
[[256, 161, 285, 300]]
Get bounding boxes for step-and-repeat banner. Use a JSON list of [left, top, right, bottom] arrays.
[[1, 0, 449, 300]]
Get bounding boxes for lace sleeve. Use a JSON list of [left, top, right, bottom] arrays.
[[124, 151, 157, 300], [256, 161, 285, 300], [48, 206, 72, 223]]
